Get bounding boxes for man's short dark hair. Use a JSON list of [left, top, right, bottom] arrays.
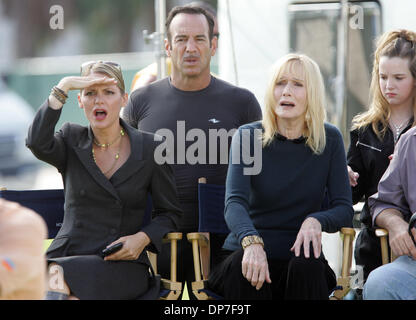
[[188, 1, 217, 18], [165, 5, 215, 46]]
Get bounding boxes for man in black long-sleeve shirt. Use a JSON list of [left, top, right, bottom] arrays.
[[122, 5, 262, 298]]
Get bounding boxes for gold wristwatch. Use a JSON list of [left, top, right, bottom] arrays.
[[241, 235, 264, 249]]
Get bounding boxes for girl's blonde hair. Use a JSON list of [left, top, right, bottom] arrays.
[[262, 53, 327, 154], [352, 29, 416, 138]]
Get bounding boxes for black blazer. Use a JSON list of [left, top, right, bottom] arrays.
[[347, 120, 413, 227], [26, 101, 182, 266]]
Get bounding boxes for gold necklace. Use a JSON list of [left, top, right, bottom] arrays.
[[92, 134, 123, 176], [93, 128, 125, 148]]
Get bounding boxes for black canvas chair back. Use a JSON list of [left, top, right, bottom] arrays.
[[0, 188, 182, 300], [0, 189, 64, 239], [198, 182, 228, 234], [185, 178, 228, 299], [0, 189, 155, 239]]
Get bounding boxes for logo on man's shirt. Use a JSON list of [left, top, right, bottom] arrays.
[[208, 118, 220, 124]]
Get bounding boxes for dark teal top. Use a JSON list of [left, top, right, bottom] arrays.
[[223, 121, 354, 260]]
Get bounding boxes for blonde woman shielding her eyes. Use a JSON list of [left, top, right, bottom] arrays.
[[26, 61, 182, 300]]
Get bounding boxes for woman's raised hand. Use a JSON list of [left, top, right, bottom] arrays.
[[48, 76, 117, 110], [57, 76, 117, 93]]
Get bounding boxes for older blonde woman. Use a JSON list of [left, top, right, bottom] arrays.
[[208, 53, 353, 300], [26, 61, 182, 299]]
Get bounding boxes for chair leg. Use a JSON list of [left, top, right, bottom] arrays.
[[199, 232, 210, 279], [158, 232, 183, 300], [190, 239, 202, 282], [375, 229, 390, 265], [330, 228, 355, 300], [170, 238, 177, 283], [381, 236, 390, 265], [147, 251, 157, 274]]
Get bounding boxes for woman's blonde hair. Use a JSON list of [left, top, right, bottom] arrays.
[[351, 29, 416, 138], [81, 61, 125, 94], [262, 53, 327, 154]]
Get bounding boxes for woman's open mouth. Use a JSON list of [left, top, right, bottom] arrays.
[[280, 101, 295, 107], [94, 109, 108, 121]]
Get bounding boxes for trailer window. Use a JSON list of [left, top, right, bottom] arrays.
[[289, 1, 381, 145]]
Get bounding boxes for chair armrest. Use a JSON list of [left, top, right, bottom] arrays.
[[163, 232, 183, 242], [186, 232, 209, 246], [375, 228, 388, 237], [340, 227, 356, 236]]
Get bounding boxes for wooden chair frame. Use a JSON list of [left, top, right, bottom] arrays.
[[375, 228, 396, 264], [188, 225, 357, 301], [186, 232, 212, 299], [329, 227, 356, 300], [148, 232, 183, 300], [186, 177, 223, 299]]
